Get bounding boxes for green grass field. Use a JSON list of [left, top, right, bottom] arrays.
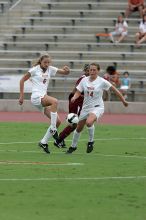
[[0, 122, 146, 220]]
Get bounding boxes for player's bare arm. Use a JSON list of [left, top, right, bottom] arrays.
[[71, 86, 77, 94], [19, 72, 31, 105], [71, 90, 81, 103], [111, 85, 128, 107], [57, 66, 70, 75], [135, 0, 144, 7]]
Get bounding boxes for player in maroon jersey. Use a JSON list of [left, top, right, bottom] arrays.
[[54, 64, 90, 148]]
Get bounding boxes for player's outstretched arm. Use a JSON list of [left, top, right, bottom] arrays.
[[71, 90, 81, 103], [57, 66, 70, 75], [19, 72, 31, 105], [111, 85, 128, 107]]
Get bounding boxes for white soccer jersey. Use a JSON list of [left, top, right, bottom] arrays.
[[139, 21, 146, 33], [28, 65, 58, 96], [115, 21, 128, 33], [76, 76, 112, 110]]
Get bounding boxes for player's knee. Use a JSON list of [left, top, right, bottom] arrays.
[[53, 98, 58, 107], [86, 121, 93, 127], [76, 124, 83, 133], [122, 32, 127, 37], [76, 128, 82, 133], [139, 5, 143, 10], [135, 32, 140, 37], [44, 108, 50, 117]]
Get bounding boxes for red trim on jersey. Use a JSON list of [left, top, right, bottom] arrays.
[[75, 74, 86, 86]]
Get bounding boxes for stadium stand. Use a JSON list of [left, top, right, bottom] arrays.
[[0, 0, 146, 101], [0, 0, 20, 13]]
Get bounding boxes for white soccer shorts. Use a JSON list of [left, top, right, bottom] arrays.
[[79, 107, 104, 121], [31, 93, 45, 112]]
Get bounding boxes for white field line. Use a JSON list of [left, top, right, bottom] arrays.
[[0, 149, 146, 161], [0, 138, 146, 161], [0, 161, 83, 166], [0, 137, 146, 145], [0, 176, 146, 181], [93, 153, 146, 160], [0, 149, 42, 153], [0, 141, 37, 145]]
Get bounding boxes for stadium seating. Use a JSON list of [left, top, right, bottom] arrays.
[[0, 0, 146, 101]]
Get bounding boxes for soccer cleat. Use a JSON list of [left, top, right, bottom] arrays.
[[86, 141, 94, 153], [38, 142, 50, 154], [54, 139, 66, 148], [54, 139, 62, 148], [61, 139, 66, 148], [66, 147, 76, 154]]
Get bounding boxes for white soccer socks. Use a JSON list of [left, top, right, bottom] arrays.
[[41, 126, 53, 144], [50, 111, 57, 131], [71, 130, 81, 148], [87, 124, 95, 142]]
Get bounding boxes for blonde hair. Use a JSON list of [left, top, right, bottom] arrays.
[[33, 53, 52, 66]]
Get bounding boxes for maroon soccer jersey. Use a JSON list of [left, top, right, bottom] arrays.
[[68, 74, 86, 116], [75, 74, 86, 86]]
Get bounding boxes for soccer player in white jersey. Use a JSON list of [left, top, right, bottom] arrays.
[[19, 53, 70, 154], [66, 63, 128, 154]]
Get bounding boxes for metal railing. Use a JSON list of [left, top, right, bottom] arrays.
[[0, 0, 39, 28]]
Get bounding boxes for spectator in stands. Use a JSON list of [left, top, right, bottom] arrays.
[[54, 64, 90, 148], [104, 66, 121, 87], [109, 15, 128, 44], [120, 71, 131, 100], [19, 53, 70, 154], [135, 14, 146, 46], [103, 66, 121, 101], [66, 63, 128, 154], [125, 0, 144, 19]]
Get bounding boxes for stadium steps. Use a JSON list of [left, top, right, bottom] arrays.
[[1, 41, 146, 53], [39, 1, 127, 10], [0, 0, 146, 100]]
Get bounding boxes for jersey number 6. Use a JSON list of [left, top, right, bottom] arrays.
[[43, 79, 47, 84]]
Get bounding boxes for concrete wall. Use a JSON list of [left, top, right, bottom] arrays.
[[104, 102, 146, 114], [0, 99, 146, 114]]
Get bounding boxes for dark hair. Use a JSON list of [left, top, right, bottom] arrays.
[[33, 53, 51, 66], [89, 63, 100, 71], [106, 66, 116, 75], [117, 15, 124, 24], [123, 71, 129, 76], [83, 64, 89, 71]]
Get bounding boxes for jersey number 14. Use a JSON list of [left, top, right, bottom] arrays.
[[87, 91, 94, 97]]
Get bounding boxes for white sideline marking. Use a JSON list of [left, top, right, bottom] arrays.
[[0, 137, 146, 145], [0, 149, 146, 160], [0, 141, 37, 145], [0, 176, 146, 181], [0, 149, 42, 153], [95, 153, 146, 160], [0, 161, 83, 166]]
